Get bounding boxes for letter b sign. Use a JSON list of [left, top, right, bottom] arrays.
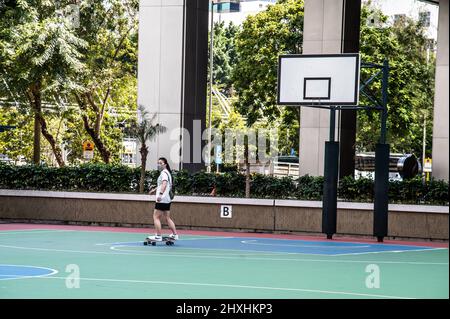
[[220, 205, 232, 218]]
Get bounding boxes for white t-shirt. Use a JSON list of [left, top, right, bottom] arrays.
[[156, 169, 172, 204]]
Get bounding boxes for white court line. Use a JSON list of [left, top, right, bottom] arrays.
[[104, 245, 449, 265], [0, 243, 447, 265], [105, 239, 446, 257], [0, 264, 58, 281], [0, 228, 445, 257], [331, 247, 448, 256], [111, 244, 449, 259], [241, 239, 371, 249], [109, 242, 333, 256], [3, 228, 447, 253], [8, 275, 416, 299], [0, 229, 54, 232], [109, 245, 293, 257], [95, 237, 234, 246], [239, 239, 448, 256], [0, 230, 75, 235]]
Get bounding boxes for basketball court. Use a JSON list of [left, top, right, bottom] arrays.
[[0, 223, 447, 299]]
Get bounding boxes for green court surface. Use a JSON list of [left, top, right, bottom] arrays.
[[0, 224, 448, 299]]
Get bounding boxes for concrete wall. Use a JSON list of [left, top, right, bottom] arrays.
[[0, 190, 447, 240]]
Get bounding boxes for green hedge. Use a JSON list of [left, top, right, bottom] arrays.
[[0, 163, 448, 205]]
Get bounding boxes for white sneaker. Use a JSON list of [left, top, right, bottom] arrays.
[[147, 235, 162, 241], [168, 234, 179, 240]]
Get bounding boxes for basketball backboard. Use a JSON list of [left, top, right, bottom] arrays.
[[277, 53, 360, 106]]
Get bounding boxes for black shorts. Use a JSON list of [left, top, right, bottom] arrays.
[[155, 202, 171, 211]]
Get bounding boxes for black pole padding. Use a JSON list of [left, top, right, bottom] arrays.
[[374, 143, 390, 241], [322, 141, 340, 239]]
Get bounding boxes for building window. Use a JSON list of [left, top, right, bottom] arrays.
[[393, 14, 406, 24], [426, 38, 436, 51], [419, 11, 431, 27]]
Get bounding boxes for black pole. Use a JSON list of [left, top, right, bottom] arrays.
[[380, 60, 389, 145], [322, 107, 339, 239], [329, 108, 336, 141], [373, 59, 390, 242]]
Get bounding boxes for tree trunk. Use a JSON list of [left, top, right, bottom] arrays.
[[75, 93, 111, 163], [28, 83, 65, 167], [33, 113, 41, 165], [81, 114, 111, 164], [36, 113, 65, 167], [245, 142, 250, 198], [139, 144, 148, 193]]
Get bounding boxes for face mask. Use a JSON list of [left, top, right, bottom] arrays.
[[157, 164, 164, 171]]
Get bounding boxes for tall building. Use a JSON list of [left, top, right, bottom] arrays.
[[366, 0, 439, 49]]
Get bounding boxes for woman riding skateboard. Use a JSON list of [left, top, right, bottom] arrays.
[[147, 157, 178, 241]]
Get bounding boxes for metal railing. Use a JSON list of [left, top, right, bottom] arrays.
[[271, 161, 300, 177]]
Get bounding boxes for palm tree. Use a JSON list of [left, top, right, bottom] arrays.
[[130, 105, 167, 193]]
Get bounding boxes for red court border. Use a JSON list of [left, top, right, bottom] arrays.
[[0, 223, 447, 248]]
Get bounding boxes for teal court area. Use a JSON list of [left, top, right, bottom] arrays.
[[0, 223, 448, 299]]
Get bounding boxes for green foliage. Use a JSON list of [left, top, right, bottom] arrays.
[[296, 175, 324, 200], [338, 176, 374, 202], [171, 170, 193, 195], [210, 21, 239, 95], [358, 4, 435, 157], [0, 162, 140, 192], [251, 174, 295, 199], [232, 0, 304, 126], [0, 0, 139, 165], [1, 163, 446, 205], [0, 107, 34, 162], [128, 105, 166, 147], [215, 171, 246, 197], [189, 171, 216, 195], [388, 177, 449, 205]]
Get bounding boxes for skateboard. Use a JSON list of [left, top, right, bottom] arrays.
[[144, 236, 176, 246]]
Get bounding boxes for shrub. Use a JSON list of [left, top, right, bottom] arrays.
[[0, 162, 447, 205]]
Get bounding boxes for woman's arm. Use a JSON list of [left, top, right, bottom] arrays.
[[157, 181, 168, 202], [160, 180, 168, 194]]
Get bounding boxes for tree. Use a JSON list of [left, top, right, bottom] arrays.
[[1, 0, 139, 166], [129, 105, 166, 193], [73, 0, 139, 164], [0, 0, 87, 167], [0, 107, 34, 163], [358, 3, 435, 158], [232, 0, 304, 126], [210, 21, 239, 95]]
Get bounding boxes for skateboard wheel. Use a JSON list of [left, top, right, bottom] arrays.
[[143, 241, 148, 246]]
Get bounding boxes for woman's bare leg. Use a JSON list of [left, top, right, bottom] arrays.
[[164, 211, 177, 235], [153, 209, 162, 235]]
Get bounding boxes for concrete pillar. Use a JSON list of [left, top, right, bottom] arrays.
[[339, 1, 361, 178], [137, 0, 208, 171], [432, 0, 449, 181], [299, 0, 360, 177]]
